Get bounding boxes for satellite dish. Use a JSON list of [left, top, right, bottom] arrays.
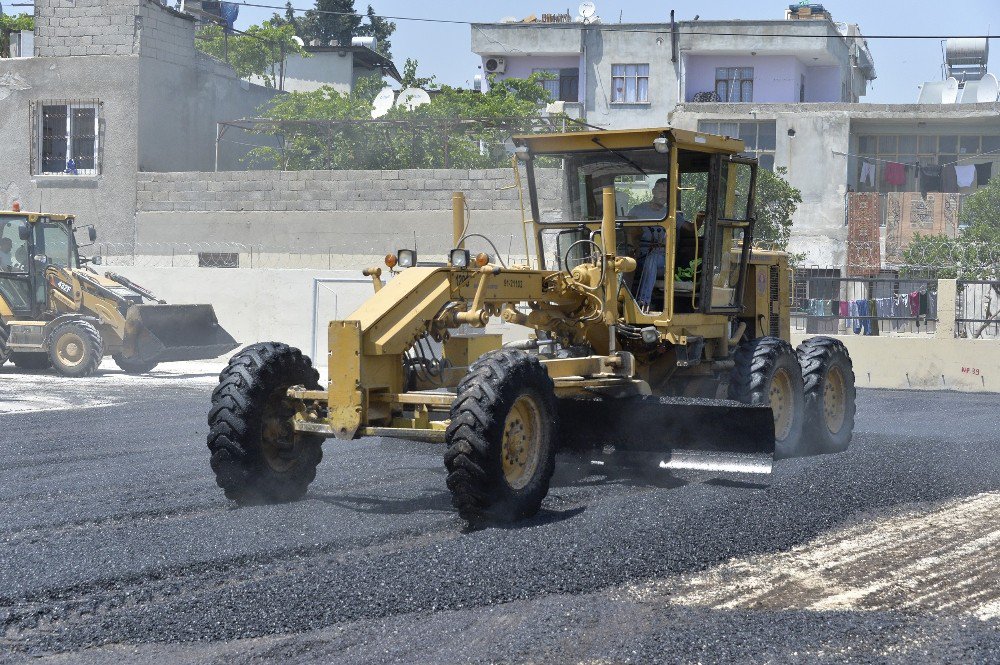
[[977, 73, 999, 102], [942, 77, 960, 104], [395, 87, 431, 111], [291, 35, 304, 47], [371, 87, 395, 119], [578, 1, 596, 19]]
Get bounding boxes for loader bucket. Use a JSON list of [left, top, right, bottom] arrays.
[[557, 395, 776, 476], [125, 304, 238, 363]]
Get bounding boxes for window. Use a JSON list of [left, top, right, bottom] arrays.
[[531, 67, 580, 102], [698, 120, 776, 171], [34, 100, 100, 176], [611, 64, 649, 103], [36, 221, 75, 268], [715, 67, 753, 103]]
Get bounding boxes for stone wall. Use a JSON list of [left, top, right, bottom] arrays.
[[138, 0, 197, 66], [34, 0, 141, 57]]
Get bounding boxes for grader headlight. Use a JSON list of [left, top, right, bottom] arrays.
[[396, 249, 417, 268], [449, 248, 470, 268]]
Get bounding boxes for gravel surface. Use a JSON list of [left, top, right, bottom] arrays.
[[1, 361, 998, 664]]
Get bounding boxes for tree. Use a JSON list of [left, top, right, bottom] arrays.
[[354, 5, 395, 57], [196, 19, 305, 87], [246, 71, 560, 170], [299, 0, 361, 47], [0, 13, 34, 58]]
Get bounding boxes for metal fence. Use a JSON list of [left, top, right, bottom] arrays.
[[957, 280, 1000, 339], [791, 268, 939, 336]]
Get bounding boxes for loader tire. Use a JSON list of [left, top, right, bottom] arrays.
[[207, 342, 323, 504], [797, 336, 856, 454], [11, 352, 51, 371], [730, 336, 806, 459], [445, 349, 558, 525], [112, 353, 158, 375], [48, 320, 104, 378]]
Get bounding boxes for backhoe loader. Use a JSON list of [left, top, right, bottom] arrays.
[[207, 127, 856, 525], [0, 209, 237, 377]]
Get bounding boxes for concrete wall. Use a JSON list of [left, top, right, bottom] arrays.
[[132, 168, 561, 262], [34, 0, 141, 57], [0, 55, 140, 242], [279, 51, 356, 95]]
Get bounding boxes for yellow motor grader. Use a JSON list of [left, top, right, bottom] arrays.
[[0, 210, 237, 377], [207, 127, 856, 525]]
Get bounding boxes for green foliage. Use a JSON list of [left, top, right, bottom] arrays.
[[354, 5, 395, 57], [675, 258, 701, 282], [196, 19, 305, 87], [901, 176, 1000, 281], [400, 58, 436, 89], [1, 13, 34, 58], [300, 0, 362, 48], [248, 71, 559, 170]]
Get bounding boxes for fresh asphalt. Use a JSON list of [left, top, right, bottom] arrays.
[[1, 362, 998, 664]]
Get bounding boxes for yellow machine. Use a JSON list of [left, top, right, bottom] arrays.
[[0, 211, 237, 377], [207, 127, 856, 524]]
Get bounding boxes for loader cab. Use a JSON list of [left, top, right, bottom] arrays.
[[516, 128, 756, 321], [0, 213, 81, 318]]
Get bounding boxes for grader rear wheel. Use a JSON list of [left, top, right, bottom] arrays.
[[797, 336, 857, 454], [207, 342, 324, 504], [445, 349, 558, 525]]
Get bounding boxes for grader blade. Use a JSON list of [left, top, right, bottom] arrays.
[[125, 304, 238, 363], [558, 395, 776, 475]]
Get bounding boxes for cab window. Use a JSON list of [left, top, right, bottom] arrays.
[[35, 221, 76, 269], [0, 217, 30, 273]]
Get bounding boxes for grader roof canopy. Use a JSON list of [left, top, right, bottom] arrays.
[[513, 127, 745, 155]]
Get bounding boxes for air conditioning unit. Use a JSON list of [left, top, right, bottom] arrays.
[[484, 56, 507, 74]]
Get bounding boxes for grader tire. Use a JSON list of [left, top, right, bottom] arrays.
[[11, 353, 51, 371], [207, 342, 323, 504], [797, 336, 856, 454], [730, 336, 806, 459], [48, 320, 104, 378], [0, 324, 9, 367], [445, 348, 558, 525], [112, 353, 159, 375]]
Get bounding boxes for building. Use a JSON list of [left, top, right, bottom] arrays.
[[272, 43, 401, 95], [471, 10, 875, 130], [0, 0, 279, 241]]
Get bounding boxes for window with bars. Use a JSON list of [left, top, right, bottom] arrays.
[[611, 64, 649, 104], [715, 67, 754, 103], [34, 101, 100, 176], [698, 120, 776, 171]]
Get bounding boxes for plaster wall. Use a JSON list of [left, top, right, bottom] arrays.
[[685, 56, 807, 103], [279, 51, 356, 94], [0, 55, 140, 244]]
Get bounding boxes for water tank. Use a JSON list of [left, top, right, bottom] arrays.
[[945, 38, 989, 81], [352, 36, 378, 51]]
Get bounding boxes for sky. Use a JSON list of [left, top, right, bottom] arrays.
[[235, 1, 1000, 103]]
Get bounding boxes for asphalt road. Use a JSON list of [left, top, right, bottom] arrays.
[[1, 361, 998, 664]]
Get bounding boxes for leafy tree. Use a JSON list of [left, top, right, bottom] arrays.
[[354, 5, 395, 57], [399, 58, 436, 89], [0, 13, 34, 58], [247, 71, 560, 170], [299, 0, 361, 47], [196, 19, 305, 87]]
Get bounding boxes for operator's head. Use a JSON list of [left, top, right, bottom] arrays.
[[651, 178, 669, 206]]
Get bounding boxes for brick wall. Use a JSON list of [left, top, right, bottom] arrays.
[[136, 169, 561, 213], [35, 0, 141, 57], [138, 0, 196, 66]]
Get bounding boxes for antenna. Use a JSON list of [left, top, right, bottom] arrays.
[[371, 87, 395, 118], [395, 87, 431, 111]]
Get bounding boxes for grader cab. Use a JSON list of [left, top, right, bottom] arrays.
[[207, 127, 856, 525]]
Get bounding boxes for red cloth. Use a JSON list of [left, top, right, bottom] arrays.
[[885, 162, 906, 186], [909, 292, 920, 317]]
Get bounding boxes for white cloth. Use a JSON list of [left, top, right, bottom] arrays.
[[955, 164, 976, 188], [860, 160, 876, 186]]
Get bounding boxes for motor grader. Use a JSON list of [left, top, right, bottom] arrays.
[[0, 209, 237, 377], [207, 127, 856, 525]]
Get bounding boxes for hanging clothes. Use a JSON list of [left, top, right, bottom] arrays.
[[919, 165, 943, 195], [839, 300, 849, 319], [928, 291, 938, 321], [976, 162, 993, 186], [868, 299, 880, 336], [850, 300, 861, 334], [856, 300, 871, 335], [941, 165, 959, 193], [860, 160, 877, 187], [955, 164, 976, 188], [884, 162, 906, 187], [893, 294, 907, 331]]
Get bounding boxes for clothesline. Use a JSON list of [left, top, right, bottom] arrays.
[[832, 146, 1000, 169]]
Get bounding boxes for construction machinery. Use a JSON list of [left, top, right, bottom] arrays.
[[0, 209, 238, 377], [207, 127, 856, 524]]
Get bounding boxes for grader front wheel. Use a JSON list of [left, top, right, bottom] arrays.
[[207, 342, 324, 504], [445, 349, 558, 525]]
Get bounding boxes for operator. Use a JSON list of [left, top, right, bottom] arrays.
[[0, 237, 13, 271], [625, 179, 695, 309]]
